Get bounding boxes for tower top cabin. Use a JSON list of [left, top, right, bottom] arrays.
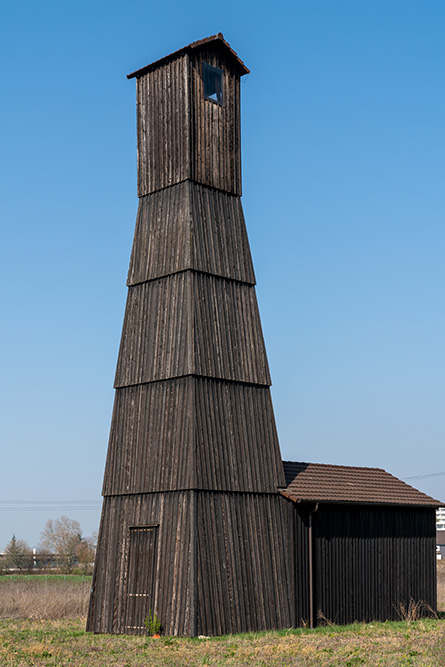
[[127, 34, 249, 197]]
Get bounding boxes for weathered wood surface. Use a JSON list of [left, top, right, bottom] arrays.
[[190, 45, 242, 195], [87, 493, 297, 636], [87, 492, 193, 636], [136, 47, 241, 196], [114, 271, 270, 388], [88, 35, 285, 637], [103, 377, 284, 496], [136, 55, 191, 196], [128, 182, 255, 286], [295, 504, 437, 626], [196, 492, 296, 635]]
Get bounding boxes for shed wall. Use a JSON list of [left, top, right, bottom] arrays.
[[309, 505, 437, 625]]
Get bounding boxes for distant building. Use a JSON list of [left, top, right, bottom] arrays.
[[436, 508, 445, 559], [436, 507, 445, 530]]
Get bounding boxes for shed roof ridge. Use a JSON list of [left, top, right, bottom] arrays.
[[282, 460, 386, 473]]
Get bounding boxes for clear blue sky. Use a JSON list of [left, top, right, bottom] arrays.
[[1, 1, 444, 548]]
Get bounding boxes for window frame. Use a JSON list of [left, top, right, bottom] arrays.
[[202, 62, 224, 105]]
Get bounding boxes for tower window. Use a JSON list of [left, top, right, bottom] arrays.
[[202, 63, 223, 104]]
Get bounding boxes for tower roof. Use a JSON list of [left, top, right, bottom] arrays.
[[127, 33, 250, 79]]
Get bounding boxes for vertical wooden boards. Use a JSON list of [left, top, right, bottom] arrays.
[[136, 55, 191, 196], [87, 492, 299, 636], [312, 505, 437, 624], [87, 493, 193, 636], [136, 46, 241, 197], [127, 182, 193, 285], [114, 272, 271, 388], [125, 527, 158, 632], [103, 377, 284, 496], [127, 183, 255, 286], [114, 273, 192, 387], [190, 46, 241, 195], [194, 379, 285, 491], [196, 493, 295, 635], [102, 378, 195, 496], [90, 37, 290, 638]]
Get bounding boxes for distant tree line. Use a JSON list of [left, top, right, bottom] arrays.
[[1, 516, 96, 574]]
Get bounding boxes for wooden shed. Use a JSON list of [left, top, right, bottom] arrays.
[[281, 462, 439, 626], [87, 35, 440, 636]]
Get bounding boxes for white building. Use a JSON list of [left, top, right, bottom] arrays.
[[436, 507, 445, 530]]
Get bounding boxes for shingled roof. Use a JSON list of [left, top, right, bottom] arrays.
[[281, 461, 441, 507]]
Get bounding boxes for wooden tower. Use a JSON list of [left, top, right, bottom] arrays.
[[87, 34, 295, 637]]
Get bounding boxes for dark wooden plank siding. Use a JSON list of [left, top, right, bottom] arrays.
[[125, 526, 158, 632], [196, 493, 295, 635], [136, 47, 241, 197], [87, 492, 193, 636], [102, 378, 195, 496], [127, 183, 255, 286], [190, 184, 253, 282], [292, 504, 311, 626], [114, 272, 270, 388], [194, 378, 285, 491], [127, 182, 192, 285], [191, 47, 241, 195], [103, 377, 284, 496], [136, 55, 191, 196], [312, 505, 437, 625], [193, 273, 270, 385]]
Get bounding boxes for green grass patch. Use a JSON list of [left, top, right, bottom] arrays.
[[1, 618, 444, 666]]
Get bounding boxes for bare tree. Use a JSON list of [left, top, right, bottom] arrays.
[[76, 535, 96, 573], [40, 516, 83, 573], [4, 535, 33, 572]]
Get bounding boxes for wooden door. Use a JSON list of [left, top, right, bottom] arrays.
[[125, 526, 158, 632]]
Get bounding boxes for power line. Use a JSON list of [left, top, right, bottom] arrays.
[[402, 472, 445, 481], [0, 500, 101, 512]]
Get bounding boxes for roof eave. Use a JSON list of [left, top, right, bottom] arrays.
[[280, 490, 440, 509], [127, 33, 249, 80]]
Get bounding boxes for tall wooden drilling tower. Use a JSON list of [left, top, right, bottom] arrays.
[[87, 34, 295, 636]]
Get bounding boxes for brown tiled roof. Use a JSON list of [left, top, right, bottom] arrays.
[[127, 33, 249, 79], [281, 461, 442, 507]]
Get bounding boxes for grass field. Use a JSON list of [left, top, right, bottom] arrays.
[[1, 618, 444, 666], [0, 565, 444, 666]]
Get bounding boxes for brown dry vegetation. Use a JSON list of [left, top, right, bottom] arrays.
[[437, 559, 445, 611], [0, 578, 90, 620]]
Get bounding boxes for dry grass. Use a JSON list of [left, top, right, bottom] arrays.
[[0, 578, 90, 620], [437, 559, 445, 611]]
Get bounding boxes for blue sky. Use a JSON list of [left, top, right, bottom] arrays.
[[1, 1, 444, 548]]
